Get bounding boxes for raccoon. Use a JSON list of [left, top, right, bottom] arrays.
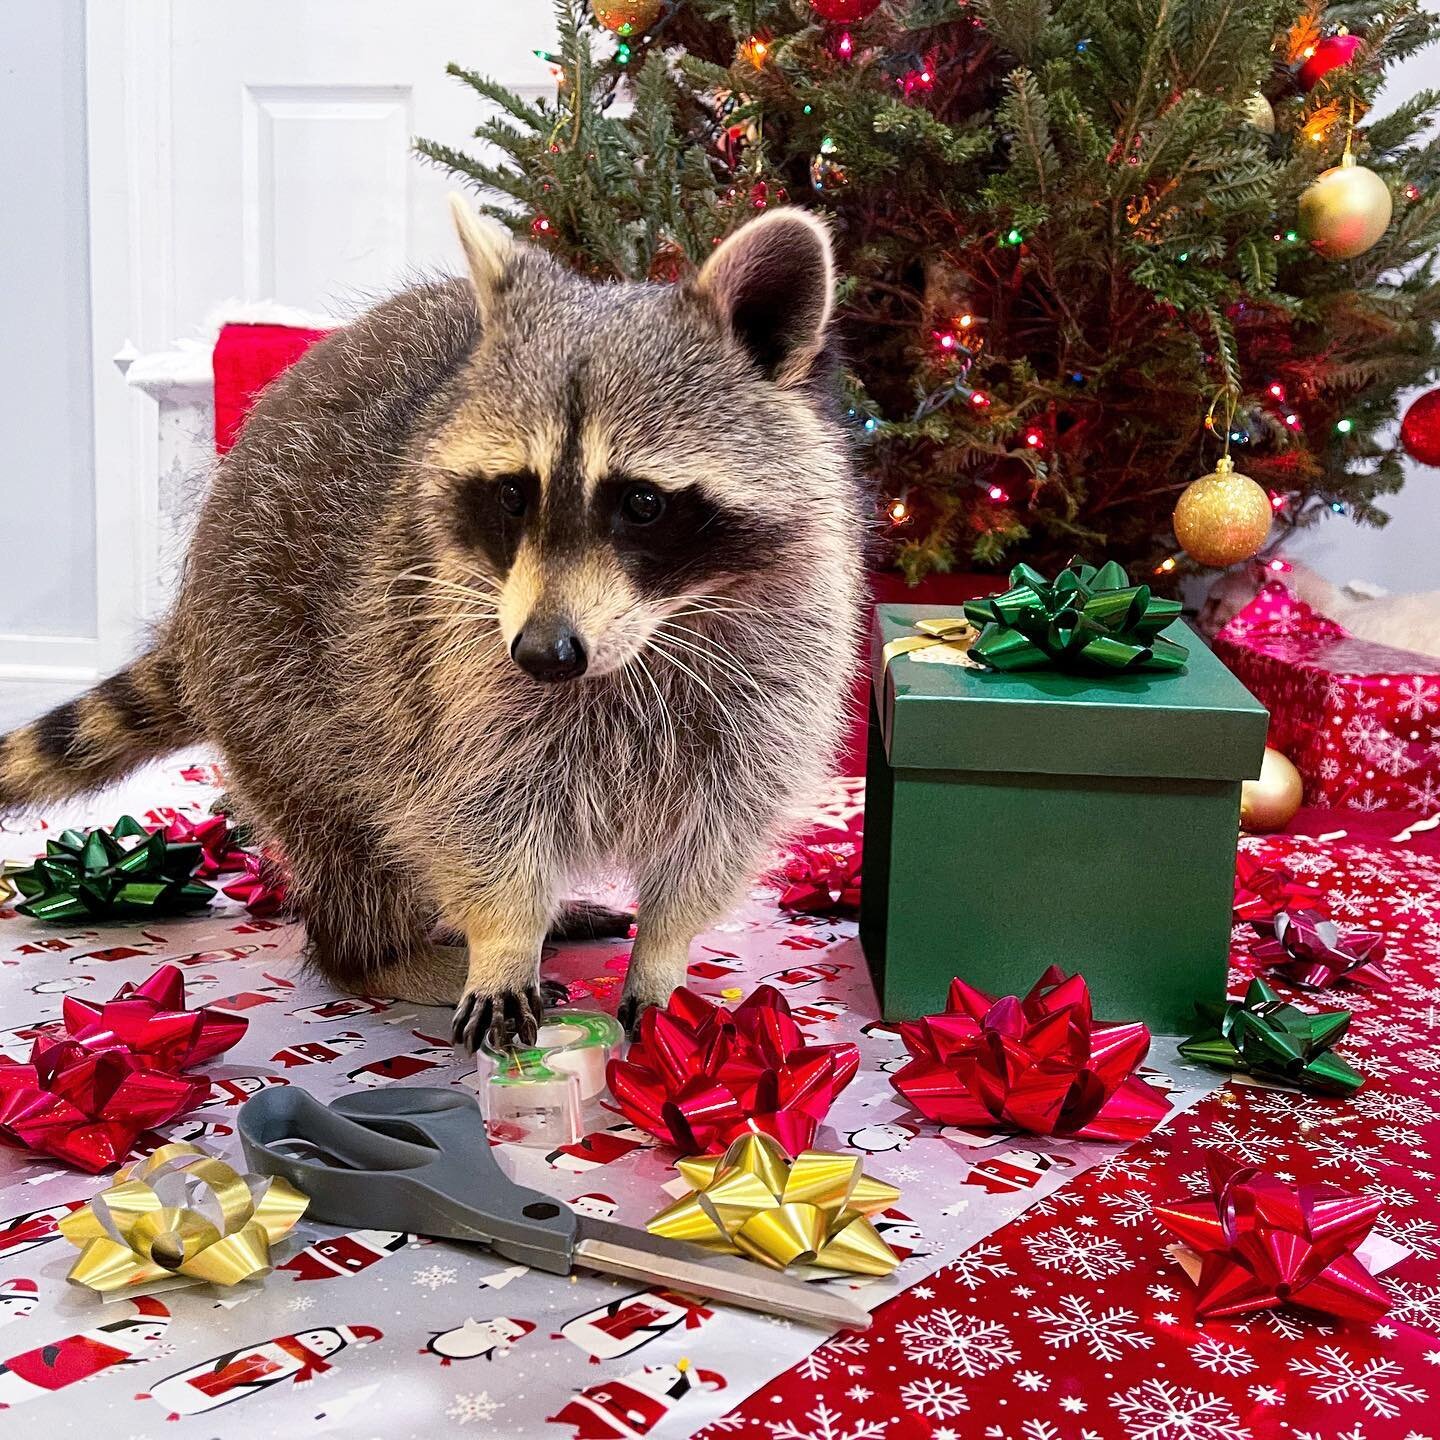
[[0, 200, 865, 1050]]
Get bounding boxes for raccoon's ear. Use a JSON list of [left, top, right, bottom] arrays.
[[695, 208, 835, 387], [448, 193, 516, 325]]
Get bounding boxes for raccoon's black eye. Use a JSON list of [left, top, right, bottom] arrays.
[[498, 478, 527, 517], [620, 483, 665, 526]]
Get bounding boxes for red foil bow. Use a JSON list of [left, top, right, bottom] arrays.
[[1251, 907, 1387, 990], [62, 964, 248, 1072], [0, 1038, 207, 1173], [890, 966, 1169, 1141], [607, 986, 860, 1155], [777, 843, 862, 916], [1154, 1156, 1390, 1322], [222, 851, 290, 917], [153, 813, 248, 878], [1233, 852, 1317, 926]]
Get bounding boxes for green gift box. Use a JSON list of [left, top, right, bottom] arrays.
[[859, 603, 1269, 1034]]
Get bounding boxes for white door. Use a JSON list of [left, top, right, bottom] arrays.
[[86, 0, 555, 670]]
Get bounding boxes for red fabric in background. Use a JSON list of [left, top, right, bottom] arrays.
[[212, 322, 330, 453], [1214, 581, 1440, 813]]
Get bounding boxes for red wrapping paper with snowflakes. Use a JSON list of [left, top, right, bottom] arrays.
[[1214, 581, 1440, 812]]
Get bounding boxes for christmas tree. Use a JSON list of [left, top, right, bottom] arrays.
[[419, 0, 1440, 584]]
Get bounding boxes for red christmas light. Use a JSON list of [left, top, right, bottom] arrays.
[[969, 390, 991, 408], [1023, 428, 1045, 449], [987, 484, 1008, 502]]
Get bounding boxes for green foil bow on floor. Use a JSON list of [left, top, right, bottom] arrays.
[[1178, 978, 1363, 1097], [13, 816, 215, 923], [962, 558, 1188, 673]]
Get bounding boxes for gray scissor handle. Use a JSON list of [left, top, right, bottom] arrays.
[[238, 1086, 578, 1274]]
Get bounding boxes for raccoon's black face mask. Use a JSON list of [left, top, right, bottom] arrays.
[[430, 200, 846, 683]]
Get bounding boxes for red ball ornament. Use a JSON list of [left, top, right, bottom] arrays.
[[808, 0, 882, 21], [1401, 388, 1440, 467], [1299, 32, 1363, 90]]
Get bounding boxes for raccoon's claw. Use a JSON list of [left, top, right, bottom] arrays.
[[539, 978, 571, 1008], [452, 985, 546, 1052]]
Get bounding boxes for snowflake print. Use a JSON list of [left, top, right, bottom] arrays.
[[1093, 1152, 1155, 1183], [1409, 774, 1440, 812], [770, 1402, 888, 1440], [1102, 1188, 1162, 1229], [1397, 677, 1440, 721], [1190, 1336, 1256, 1377], [1291, 1345, 1428, 1418], [414, 1264, 459, 1290], [1029, 1187, 1086, 1216], [1387, 1280, 1440, 1334], [1015, 1370, 1049, 1393], [1024, 1226, 1129, 1280], [898, 1377, 969, 1419], [796, 1334, 870, 1382], [1306, 1133, 1383, 1177], [1029, 1295, 1153, 1361], [447, 1391, 503, 1425], [285, 1294, 316, 1312], [1111, 1380, 1248, 1440], [1374, 1123, 1426, 1145], [1352, 1089, 1438, 1126], [946, 1242, 1013, 1290], [1364, 1181, 1416, 1209], [1377, 1214, 1440, 1259], [895, 1310, 1019, 1377], [1192, 1120, 1286, 1164]]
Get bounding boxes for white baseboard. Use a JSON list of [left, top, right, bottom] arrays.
[[0, 634, 102, 683]]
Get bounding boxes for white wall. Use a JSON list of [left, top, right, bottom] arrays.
[[1291, 41, 1440, 594], [0, 0, 97, 654]]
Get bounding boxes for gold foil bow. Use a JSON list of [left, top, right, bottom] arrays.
[[647, 1132, 901, 1276], [881, 616, 978, 671], [59, 1142, 308, 1295]]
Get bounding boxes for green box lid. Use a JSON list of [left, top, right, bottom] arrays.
[[871, 603, 1269, 781]]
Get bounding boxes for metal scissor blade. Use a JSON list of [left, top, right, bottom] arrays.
[[572, 1217, 871, 1332]]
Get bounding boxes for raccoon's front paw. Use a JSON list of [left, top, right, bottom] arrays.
[[452, 984, 546, 1052], [616, 981, 678, 1040]]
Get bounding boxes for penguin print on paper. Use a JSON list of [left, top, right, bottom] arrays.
[[138, 1325, 382, 1419], [0, 1296, 169, 1408], [421, 1316, 534, 1365], [0, 1280, 37, 1328], [278, 1230, 411, 1282], [548, 1359, 726, 1439]]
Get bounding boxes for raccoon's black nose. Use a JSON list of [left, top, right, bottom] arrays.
[[511, 621, 588, 682]]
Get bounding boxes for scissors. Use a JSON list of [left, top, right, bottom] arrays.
[[239, 1086, 869, 1331]]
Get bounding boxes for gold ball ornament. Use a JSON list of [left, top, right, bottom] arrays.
[[1299, 152, 1393, 260], [593, 0, 663, 35], [1241, 747, 1304, 832], [1172, 455, 1273, 567], [1241, 91, 1275, 133]]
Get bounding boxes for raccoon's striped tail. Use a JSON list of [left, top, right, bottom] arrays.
[[0, 650, 200, 809]]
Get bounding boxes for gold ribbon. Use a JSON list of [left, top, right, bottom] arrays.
[[60, 1142, 308, 1294], [647, 1132, 901, 1276], [881, 617, 978, 671]]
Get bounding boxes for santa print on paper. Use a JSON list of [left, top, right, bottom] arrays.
[[557, 1289, 713, 1362], [422, 1316, 535, 1365], [278, 1230, 411, 1282], [0, 1297, 169, 1408], [138, 1324, 382, 1419], [548, 1360, 725, 1440], [272, 1030, 365, 1068], [547, 1124, 652, 1173]]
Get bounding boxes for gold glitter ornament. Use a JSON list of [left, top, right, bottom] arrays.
[[1173, 455, 1272, 568], [593, 0, 663, 35], [1300, 151, 1393, 260], [1241, 747, 1304, 832]]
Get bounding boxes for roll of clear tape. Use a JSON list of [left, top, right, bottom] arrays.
[[475, 1011, 624, 1147]]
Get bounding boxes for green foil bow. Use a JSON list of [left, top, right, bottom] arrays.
[[14, 816, 215, 923], [1178, 979, 1363, 1097], [962, 559, 1188, 673]]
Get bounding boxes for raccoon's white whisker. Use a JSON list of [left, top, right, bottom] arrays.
[[643, 638, 747, 751], [651, 623, 762, 693], [630, 651, 678, 763], [397, 571, 503, 606]]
